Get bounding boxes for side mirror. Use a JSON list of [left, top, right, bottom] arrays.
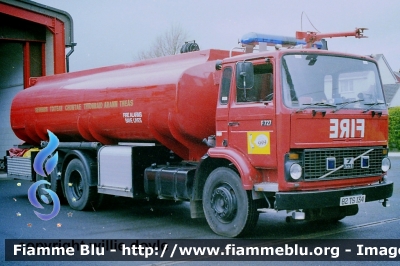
[[236, 62, 254, 89]]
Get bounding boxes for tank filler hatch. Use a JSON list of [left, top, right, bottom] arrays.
[[180, 41, 200, 53]]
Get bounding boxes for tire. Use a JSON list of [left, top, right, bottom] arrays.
[[202, 167, 259, 237], [64, 158, 98, 211]]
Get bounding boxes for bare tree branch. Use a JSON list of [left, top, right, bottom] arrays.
[[135, 24, 189, 60]]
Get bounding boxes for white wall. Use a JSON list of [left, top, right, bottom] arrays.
[[390, 89, 400, 107], [45, 28, 54, 76]]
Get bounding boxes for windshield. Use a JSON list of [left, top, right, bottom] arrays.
[[281, 54, 386, 111]]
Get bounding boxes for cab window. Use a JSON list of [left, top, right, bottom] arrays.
[[236, 63, 273, 103], [219, 67, 232, 105]]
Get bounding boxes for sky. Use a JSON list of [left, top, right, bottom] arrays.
[[36, 0, 400, 73]]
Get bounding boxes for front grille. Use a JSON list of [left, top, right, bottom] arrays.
[[303, 147, 384, 180]]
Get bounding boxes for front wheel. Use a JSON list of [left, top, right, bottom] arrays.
[[202, 167, 259, 237]]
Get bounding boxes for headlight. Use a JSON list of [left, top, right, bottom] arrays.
[[290, 163, 302, 180], [381, 157, 391, 172]]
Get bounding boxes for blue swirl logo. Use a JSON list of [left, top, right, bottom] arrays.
[[33, 130, 59, 177], [28, 130, 60, 221]]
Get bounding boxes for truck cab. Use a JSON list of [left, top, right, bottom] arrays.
[[201, 32, 392, 237]]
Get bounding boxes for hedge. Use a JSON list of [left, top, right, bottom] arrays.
[[389, 106, 400, 151]]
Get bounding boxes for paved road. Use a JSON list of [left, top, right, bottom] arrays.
[[0, 156, 399, 265]]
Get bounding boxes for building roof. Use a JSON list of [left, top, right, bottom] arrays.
[[372, 54, 398, 84], [383, 83, 400, 106]]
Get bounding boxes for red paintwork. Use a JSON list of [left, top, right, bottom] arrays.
[[10, 49, 230, 161], [290, 111, 388, 148], [208, 147, 262, 190], [296, 28, 367, 48]]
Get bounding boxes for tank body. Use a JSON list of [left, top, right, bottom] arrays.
[[10, 49, 230, 160]]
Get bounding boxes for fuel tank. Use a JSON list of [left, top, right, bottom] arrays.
[[10, 49, 230, 160]]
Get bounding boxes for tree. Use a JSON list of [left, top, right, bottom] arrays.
[[136, 24, 189, 60]]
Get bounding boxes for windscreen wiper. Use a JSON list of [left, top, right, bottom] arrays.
[[362, 102, 386, 113], [332, 99, 363, 113], [296, 102, 336, 112]]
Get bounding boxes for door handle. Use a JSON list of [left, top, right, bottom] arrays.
[[228, 122, 240, 127]]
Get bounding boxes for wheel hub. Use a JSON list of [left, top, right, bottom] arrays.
[[210, 184, 237, 222]]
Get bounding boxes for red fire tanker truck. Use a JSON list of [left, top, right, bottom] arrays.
[[8, 28, 393, 237]]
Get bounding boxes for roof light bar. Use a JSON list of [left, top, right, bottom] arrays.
[[240, 32, 323, 49]]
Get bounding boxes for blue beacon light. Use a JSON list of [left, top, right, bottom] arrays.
[[240, 32, 323, 49]]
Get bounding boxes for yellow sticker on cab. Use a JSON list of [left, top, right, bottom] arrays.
[[247, 131, 270, 155]]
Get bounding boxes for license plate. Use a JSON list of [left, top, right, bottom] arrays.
[[340, 195, 366, 206], [343, 157, 354, 169]]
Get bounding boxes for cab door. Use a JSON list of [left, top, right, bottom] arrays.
[[227, 61, 277, 168]]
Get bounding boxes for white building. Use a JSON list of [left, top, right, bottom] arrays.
[[372, 54, 400, 107]]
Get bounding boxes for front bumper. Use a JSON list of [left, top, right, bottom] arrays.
[[274, 181, 393, 210]]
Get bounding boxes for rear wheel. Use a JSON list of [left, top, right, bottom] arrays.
[[64, 158, 99, 210], [202, 167, 259, 237]]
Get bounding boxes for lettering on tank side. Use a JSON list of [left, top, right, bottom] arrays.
[[33, 99, 134, 113], [123, 112, 143, 123]]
